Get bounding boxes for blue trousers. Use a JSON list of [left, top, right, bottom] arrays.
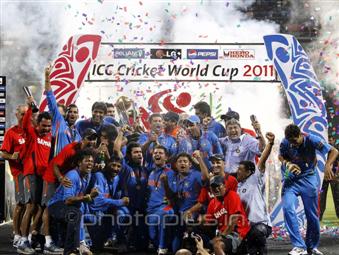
[[129, 207, 149, 250], [48, 201, 81, 254], [282, 174, 320, 249], [147, 205, 175, 249], [87, 207, 130, 249], [115, 207, 130, 243]]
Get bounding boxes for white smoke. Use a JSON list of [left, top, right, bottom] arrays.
[[309, 1, 339, 89], [1, 1, 64, 125]]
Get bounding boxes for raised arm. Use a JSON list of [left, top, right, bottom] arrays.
[[22, 102, 35, 135], [257, 132, 275, 173], [44, 65, 63, 128], [192, 150, 210, 181], [113, 129, 126, 158]]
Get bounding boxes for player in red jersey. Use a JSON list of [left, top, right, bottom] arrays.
[[185, 153, 238, 218], [43, 128, 98, 187], [0, 104, 27, 248], [17, 96, 62, 254], [204, 175, 250, 255]]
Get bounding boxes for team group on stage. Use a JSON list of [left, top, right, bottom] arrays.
[[1, 67, 338, 255]]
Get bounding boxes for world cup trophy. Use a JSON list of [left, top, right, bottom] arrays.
[[115, 96, 134, 126]]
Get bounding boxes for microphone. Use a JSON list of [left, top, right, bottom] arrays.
[[23, 86, 39, 113]]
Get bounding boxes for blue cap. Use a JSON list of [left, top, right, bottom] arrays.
[[186, 115, 200, 124]]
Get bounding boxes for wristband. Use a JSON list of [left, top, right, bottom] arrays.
[[84, 194, 92, 203]]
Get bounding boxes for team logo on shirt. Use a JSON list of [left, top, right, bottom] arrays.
[[18, 138, 25, 144], [37, 138, 51, 147], [214, 208, 227, 219]]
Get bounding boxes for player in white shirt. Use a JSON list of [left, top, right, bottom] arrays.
[[236, 132, 275, 255]]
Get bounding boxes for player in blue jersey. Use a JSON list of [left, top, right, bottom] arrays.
[[44, 66, 81, 157], [88, 156, 130, 252], [181, 115, 223, 170], [146, 145, 177, 255], [194, 101, 225, 138], [279, 124, 338, 255], [48, 148, 99, 255], [171, 152, 203, 252], [138, 113, 176, 169], [115, 139, 149, 251], [75, 101, 117, 139]]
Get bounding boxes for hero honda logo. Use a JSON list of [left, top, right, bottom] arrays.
[[150, 49, 182, 59], [187, 49, 218, 59], [113, 48, 145, 59], [223, 49, 255, 59]]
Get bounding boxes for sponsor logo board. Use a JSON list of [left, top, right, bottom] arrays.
[[150, 49, 182, 59], [113, 48, 145, 59], [187, 49, 218, 59], [223, 49, 255, 59]]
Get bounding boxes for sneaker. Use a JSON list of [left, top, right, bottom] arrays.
[[288, 247, 308, 255], [308, 248, 324, 255], [158, 248, 168, 255], [43, 242, 64, 254], [13, 238, 20, 248], [17, 240, 36, 254], [79, 243, 93, 255]]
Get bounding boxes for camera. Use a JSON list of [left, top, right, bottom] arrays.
[[182, 231, 198, 254]]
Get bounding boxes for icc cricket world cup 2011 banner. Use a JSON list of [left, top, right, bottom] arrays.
[[264, 34, 328, 226]]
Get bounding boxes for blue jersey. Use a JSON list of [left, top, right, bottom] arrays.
[[190, 130, 223, 169], [48, 169, 91, 207], [46, 90, 81, 157], [147, 166, 177, 212], [207, 118, 226, 138], [120, 160, 148, 211], [103, 116, 120, 127], [174, 132, 194, 155], [174, 170, 202, 212], [89, 172, 125, 212], [138, 132, 176, 168], [280, 134, 331, 178], [75, 118, 116, 138]]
